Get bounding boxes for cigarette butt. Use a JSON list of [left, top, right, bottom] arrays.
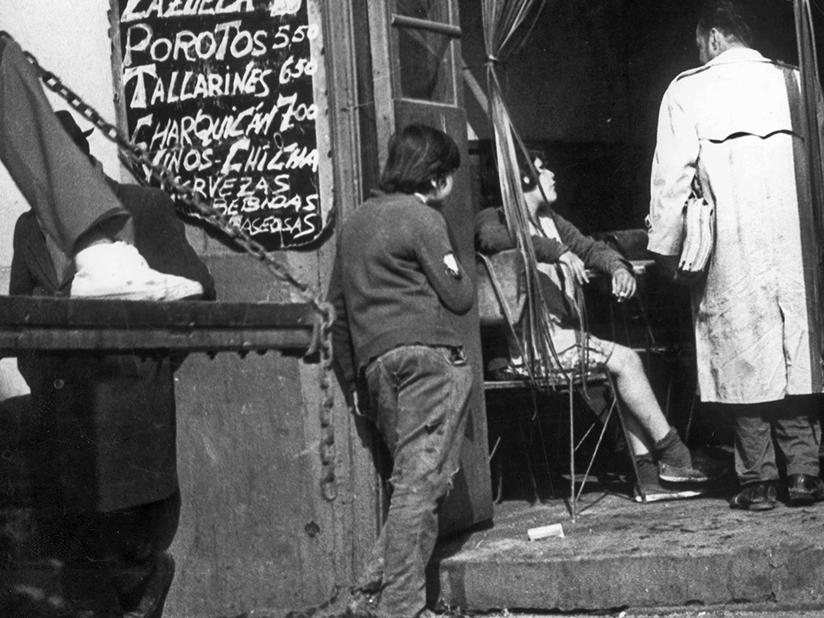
[[527, 523, 565, 541]]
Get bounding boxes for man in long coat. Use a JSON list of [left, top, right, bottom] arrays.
[[648, 0, 824, 510]]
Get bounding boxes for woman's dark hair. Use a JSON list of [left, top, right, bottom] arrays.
[[480, 146, 545, 208], [518, 148, 546, 191], [379, 124, 460, 194], [697, 0, 755, 48]]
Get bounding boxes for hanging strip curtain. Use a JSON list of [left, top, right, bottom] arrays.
[[793, 0, 824, 375], [481, 0, 567, 379]]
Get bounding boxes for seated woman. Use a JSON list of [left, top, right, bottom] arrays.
[[475, 151, 718, 501]]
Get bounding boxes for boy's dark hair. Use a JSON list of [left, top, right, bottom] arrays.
[[697, 0, 755, 48], [379, 124, 460, 195]]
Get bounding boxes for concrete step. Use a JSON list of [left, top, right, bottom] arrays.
[[433, 491, 824, 615]]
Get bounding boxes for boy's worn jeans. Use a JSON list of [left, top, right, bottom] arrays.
[[360, 344, 473, 618]]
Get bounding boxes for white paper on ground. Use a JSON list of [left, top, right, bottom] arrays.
[[527, 523, 565, 541]]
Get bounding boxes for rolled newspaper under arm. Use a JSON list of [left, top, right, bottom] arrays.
[[678, 191, 715, 274]]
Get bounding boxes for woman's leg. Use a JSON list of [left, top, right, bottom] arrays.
[[604, 342, 712, 483], [604, 343, 671, 452]]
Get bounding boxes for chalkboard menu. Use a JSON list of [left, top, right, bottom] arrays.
[[112, 0, 330, 250]]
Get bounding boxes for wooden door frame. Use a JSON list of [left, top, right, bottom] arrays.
[[364, 0, 494, 533]]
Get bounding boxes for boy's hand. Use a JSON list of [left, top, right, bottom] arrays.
[[558, 251, 589, 285], [611, 268, 636, 302]]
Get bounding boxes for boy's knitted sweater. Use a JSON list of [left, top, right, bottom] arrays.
[[328, 192, 475, 388]]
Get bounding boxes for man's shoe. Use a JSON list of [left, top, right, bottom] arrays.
[[71, 241, 204, 301], [729, 482, 777, 511], [122, 552, 175, 618], [786, 473, 824, 507]]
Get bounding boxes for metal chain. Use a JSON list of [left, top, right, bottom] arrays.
[[17, 40, 338, 502]]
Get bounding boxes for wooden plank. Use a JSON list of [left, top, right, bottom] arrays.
[[0, 296, 318, 355]]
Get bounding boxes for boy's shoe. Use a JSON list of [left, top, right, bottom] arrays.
[[71, 241, 203, 301], [635, 456, 704, 503]]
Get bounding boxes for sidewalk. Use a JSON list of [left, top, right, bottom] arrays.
[[433, 489, 824, 615]]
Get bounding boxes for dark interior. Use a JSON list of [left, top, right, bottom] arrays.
[[460, 0, 801, 231], [458, 0, 808, 501]]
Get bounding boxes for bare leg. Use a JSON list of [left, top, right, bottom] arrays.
[[621, 412, 652, 457], [605, 343, 670, 450]]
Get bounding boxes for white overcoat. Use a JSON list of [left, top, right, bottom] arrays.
[[648, 48, 823, 404]]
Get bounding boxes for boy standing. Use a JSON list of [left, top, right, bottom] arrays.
[[328, 125, 474, 618]]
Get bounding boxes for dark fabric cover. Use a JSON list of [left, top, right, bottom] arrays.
[[10, 181, 215, 513]]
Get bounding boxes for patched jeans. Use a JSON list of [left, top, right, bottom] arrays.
[[360, 344, 473, 618]]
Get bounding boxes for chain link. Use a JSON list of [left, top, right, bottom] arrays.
[[16, 39, 338, 502]]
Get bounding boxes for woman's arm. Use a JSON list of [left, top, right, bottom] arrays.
[[475, 207, 567, 262], [554, 212, 631, 275]]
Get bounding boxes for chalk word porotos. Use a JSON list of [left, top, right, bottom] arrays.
[[123, 21, 268, 66], [121, 0, 257, 23]]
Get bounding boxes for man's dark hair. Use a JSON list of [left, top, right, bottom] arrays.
[[697, 0, 755, 48], [379, 124, 460, 195]]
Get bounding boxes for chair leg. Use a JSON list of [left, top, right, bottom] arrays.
[[568, 372, 646, 514], [568, 382, 576, 521], [534, 411, 558, 501], [517, 419, 541, 504], [606, 372, 645, 503], [572, 381, 620, 513]]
